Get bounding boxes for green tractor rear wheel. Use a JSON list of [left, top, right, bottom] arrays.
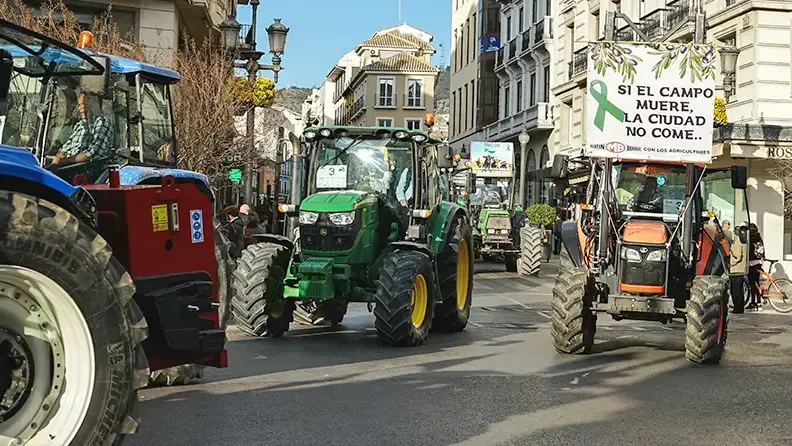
[[519, 226, 542, 276], [374, 250, 436, 346], [433, 216, 474, 332], [231, 243, 293, 337]]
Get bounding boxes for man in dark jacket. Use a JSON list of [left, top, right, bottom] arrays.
[[223, 205, 245, 260]]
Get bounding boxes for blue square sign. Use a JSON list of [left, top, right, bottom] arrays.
[[190, 209, 204, 243]]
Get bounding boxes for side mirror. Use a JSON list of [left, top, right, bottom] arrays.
[[80, 55, 110, 96], [437, 145, 454, 169], [550, 154, 569, 179], [731, 165, 747, 190], [0, 50, 12, 115]]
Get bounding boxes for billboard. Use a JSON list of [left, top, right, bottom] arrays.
[[480, 35, 500, 54], [585, 41, 717, 163], [470, 141, 514, 177]]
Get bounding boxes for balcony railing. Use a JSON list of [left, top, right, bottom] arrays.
[[496, 47, 505, 67], [569, 47, 587, 78], [374, 95, 396, 108], [482, 102, 554, 141], [403, 94, 424, 109], [638, 8, 664, 41], [616, 25, 635, 42], [666, 0, 691, 31], [340, 96, 366, 125], [534, 18, 545, 43], [508, 38, 518, 60], [521, 30, 531, 52]]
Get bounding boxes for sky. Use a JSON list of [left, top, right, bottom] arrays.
[[236, 0, 451, 88]]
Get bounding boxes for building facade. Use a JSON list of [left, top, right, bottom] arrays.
[[552, 0, 792, 269], [328, 24, 439, 129], [26, 0, 229, 63], [486, 0, 555, 208]]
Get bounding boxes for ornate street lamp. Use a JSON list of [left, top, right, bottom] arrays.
[[218, 18, 241, 51], [517, 130, 531, 209], [719, 46, 740, 103]]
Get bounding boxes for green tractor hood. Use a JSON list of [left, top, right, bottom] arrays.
[[299, 190, 375, 212]]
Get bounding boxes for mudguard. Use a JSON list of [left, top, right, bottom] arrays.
[[251, 233, 295, 251], [0, 145, 77, 196], [390, 241, 434, 259], [559, 219, 586, 268], [429, 202, 467, 255]]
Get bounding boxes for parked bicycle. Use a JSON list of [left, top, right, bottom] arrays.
[[745, 259, 792, 313]]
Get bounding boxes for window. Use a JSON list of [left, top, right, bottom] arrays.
[[529, 73, 536, 106], [376, 117, 393, 127], [532, 0, 538, 22], [405, 118, 422, 130], [139, 81, 175, 164], [721, 34, 738, 99], [543, 66, 550, 102], [592, 11, 600, 39], [565, 100, 573, 145], [451, 91, 456, 136], [516, 80, 523, 112], [377, 77, 394, 107], [470, 80, 476, 129], [485, 7, 499, 34], [451, 28, 457, 70], [465, 19, 471, 65], [464, 84, 469, 131], [546, 0, 551, 15], [504, 86, 511, 117], [506, 15, 512, 39], [518, 7, 524, 32], [406, 78, 424, 108]]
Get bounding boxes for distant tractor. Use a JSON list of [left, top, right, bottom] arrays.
[[231, 118, 474, 345], [0, 23, 227, 445]]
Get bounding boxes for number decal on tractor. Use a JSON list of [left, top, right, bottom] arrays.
[[151, 204, 169, 232]]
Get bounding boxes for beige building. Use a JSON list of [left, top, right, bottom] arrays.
[[329, 24, 440, 130], [552, 0, 792, 269], [26, 0, 230, 63]]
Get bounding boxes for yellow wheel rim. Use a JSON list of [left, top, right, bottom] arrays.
[[410, 273, 428, 328], [456, 238, 470, 311]]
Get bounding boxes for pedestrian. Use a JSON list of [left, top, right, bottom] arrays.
[[729, 225, 747, 314], [243, 210, 267, 246], [552, 214, 563, 255], [721, 219, 733, 245], [239, 203, 250, 226], [222, 205, 245, 260], [747, 222, 765, 310]]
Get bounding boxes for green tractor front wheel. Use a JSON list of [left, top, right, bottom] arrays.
[[231, 243, 294, 337], [374, 250, 436, 346], [433, 216, 474, 332]]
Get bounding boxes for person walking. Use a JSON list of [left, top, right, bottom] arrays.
[[223, 205, 245, 260], [552, 214, 563, 255], [747, 222, 765, 311], [729, 226, 747, 314], [722, 219, 733, 245]]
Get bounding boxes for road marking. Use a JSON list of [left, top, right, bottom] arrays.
[[475, 282, 493, 291], [632, 326, 647, 331], [469, 321, 483, 327], [536, 310, 552, 319], [499, 295, 531, 309]]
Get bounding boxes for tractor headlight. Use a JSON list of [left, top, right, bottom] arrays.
[[500, 229, 509, 234], [299, 211, 319, 225], [620, 247, 642, 263], [320, 128, 333, 138], [646, 250, 666, 262], [394, 131, 409, 140], [304, 131, 317, 140], [329, 211, 355, 226], [488, 229, 496, 235]]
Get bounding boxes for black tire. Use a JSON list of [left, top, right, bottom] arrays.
[[519, 226, 542, 276], [149, 220, 233, 387], [433, 216, 473, 332], [374, 250, 436, 346], [551, 250, 596, 354], [505, 254, 518, 272], [0, 192, 148, 445], [685, 275, 729, 364], [231, 242, 293, 337]]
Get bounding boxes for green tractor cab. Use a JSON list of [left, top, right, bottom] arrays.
[[231, 124, 474, 346]]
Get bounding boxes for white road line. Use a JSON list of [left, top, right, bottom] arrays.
[[632, 326, 647, 331], [469, 321, 483, 327], [536, 310, 552, 319], [499, 295, 531, 309]]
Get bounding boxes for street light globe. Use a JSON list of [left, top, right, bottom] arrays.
[[219, 17, 241, 51], [518, 131, 530, 145], [266, 18, 289, 55], [719, 46, 739, 75]]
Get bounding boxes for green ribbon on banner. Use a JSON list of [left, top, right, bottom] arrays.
[[590, 80, 625, 131]]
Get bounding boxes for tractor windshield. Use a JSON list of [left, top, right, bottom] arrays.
[[614, 162, 687, 216], [470, 183, 508, 208], [312, 135, 414, 205]]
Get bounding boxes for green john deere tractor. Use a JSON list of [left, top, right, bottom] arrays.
[[230, 123, 474, 346]]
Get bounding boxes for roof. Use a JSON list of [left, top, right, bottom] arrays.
[[361, 53, 439, 74], [101, 53, 180, 83], [357, 31, 434, 52]]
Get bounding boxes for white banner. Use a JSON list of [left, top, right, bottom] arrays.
[[470, 141, 514, 177], [585, 42, 717, 163]]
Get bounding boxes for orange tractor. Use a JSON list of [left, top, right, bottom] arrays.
[[550, 156, 747, 364]]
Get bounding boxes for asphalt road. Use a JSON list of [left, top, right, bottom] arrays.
[[128, 259, 792, 446]]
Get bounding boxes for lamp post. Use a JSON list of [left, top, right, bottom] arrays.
[[517, 130, 531, 209], [219, 2, 289, 205], [719, 45, 740, 103]]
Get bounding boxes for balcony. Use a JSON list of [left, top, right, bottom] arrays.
[[508, 38, 518, 60], [567, 47, 588, 80], [561, 0, 575, 13], [616, 25, 635, 42], [666, 0, 691, 32], [533, 16, 552, 49], [495, 46, 505, 69], [341, 96, 366, 125], [521, 30, 531, 53], [403, 94, 425, 109], [483, 103, 554, 141], [374, 94, 396, 109]]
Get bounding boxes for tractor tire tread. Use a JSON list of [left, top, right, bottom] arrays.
[[685, 275, 729, 364], [231, 242, 290, 337], [550, 250, 595, 354], [433, 216, 473, 333], [519, 226, 542, 276]]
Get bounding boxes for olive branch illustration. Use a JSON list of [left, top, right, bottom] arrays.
[[589, 42, 643, 84], [645, 43, 717, 81]]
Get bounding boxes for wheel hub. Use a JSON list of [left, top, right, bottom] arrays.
[[0, 327, 34, 423]]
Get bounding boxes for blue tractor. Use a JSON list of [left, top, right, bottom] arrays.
[[0, 21, 231, 445]]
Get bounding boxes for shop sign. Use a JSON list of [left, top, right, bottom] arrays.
[[585, 42, 717, 163]]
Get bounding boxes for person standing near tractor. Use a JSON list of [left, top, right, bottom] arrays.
[[747, 222, 766, 310], [223, 205, 245, 260], [729, 225, 747, 314]]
